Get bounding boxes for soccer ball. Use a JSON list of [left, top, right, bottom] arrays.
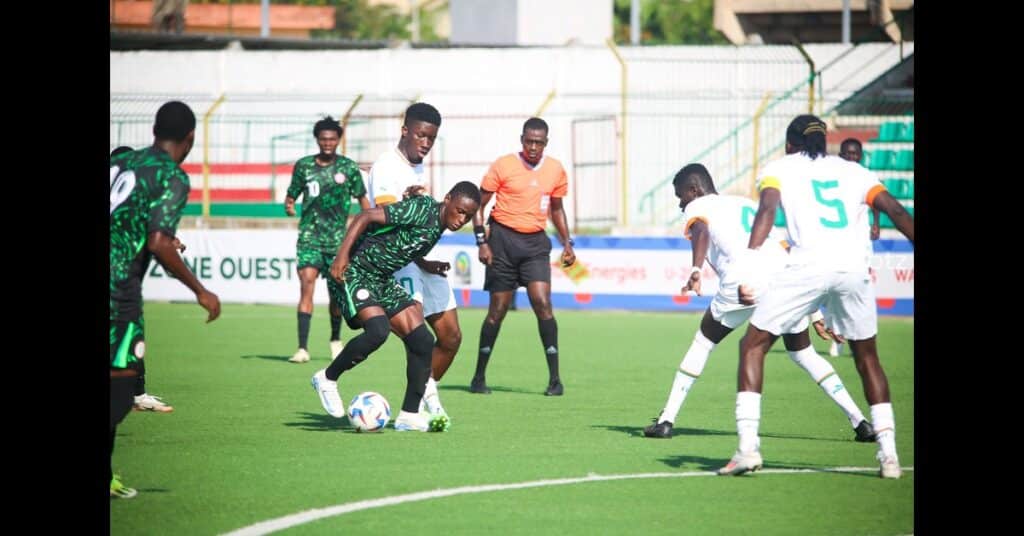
[[347, 391, 391, 432]]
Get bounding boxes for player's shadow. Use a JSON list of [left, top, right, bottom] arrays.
[[592, 424, 734, 438], [285, 411, 352, 432], [593, 424, 838, 443], [656, 455, 884, 479], [240, 354, 301, 363], [759, 430, 853, 443], [440, 384, 538, 395], [134, 487, 172, 494], [655, 454, 727, 472]]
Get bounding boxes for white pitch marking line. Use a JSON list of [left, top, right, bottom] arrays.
[[222, 466, 914, 536]]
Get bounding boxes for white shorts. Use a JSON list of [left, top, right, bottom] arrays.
[[393, 263, 457, 317], [750, 267, 875, 339], [709, 278, 755, 330]]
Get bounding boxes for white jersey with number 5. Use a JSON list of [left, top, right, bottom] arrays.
[[757, 153, 884, 272]]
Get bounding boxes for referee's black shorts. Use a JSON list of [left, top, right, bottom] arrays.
[[484, 219, 552, 292]]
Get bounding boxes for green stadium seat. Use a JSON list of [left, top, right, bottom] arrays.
[[898, 121, 914, 142], [865, 149, 895, 170], [881, 178, 899, 198], [882, 178, 913, 200], [893, 150, 914, 171], [874, 122, 902, 142]]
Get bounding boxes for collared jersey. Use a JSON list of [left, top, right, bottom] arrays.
[[481, 153, 568, 233]]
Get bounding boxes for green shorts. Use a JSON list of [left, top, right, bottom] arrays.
[[296, 246, 338, 275], [327, 266, 416, 330], [110, 317, 145, 370]]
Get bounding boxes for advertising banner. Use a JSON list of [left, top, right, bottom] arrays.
[[143, 231, 913, 315]]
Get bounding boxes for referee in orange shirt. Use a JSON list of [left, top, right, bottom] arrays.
[[470, 117, 576, 396]]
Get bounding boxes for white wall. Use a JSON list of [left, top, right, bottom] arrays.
[[449, 0, 612, 45], [449, 0, 519, 45], [111, 42, 913, 227]]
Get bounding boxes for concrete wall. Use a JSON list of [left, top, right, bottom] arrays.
[[450, 0, 519, 45], [449, 0, 612, 45]]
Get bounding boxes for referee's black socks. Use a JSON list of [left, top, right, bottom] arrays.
[[474, 320, 501, 380], [538, 317, 559, 382]]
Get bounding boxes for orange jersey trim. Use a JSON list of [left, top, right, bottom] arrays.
[[374, 194, 398, 206], [865, 184, 886, 207], [683, 216, 708, 240]]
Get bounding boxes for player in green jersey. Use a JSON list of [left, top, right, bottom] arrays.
[[310, 182, 481, 432], [110, 145, 183, 414], [284, 116, 370, 364], [109, 101, 221, 498]]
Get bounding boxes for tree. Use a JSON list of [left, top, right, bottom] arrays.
[[613, 0, 728, 45], [192, 0, 422, 42], [329, 0, 410, 41]]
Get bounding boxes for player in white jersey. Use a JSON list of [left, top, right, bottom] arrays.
[[816, 137, 878, 357], [366, 103, 457, 430], [642, 163, 874, 444], [720, 115, 914, 479]]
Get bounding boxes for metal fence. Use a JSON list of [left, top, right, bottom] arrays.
[[629, 44, 914, 227], [110, 41, 913, 231]]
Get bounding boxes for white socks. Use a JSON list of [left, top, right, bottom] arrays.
[[870, 403, 898, 459], [659, 331, 716, 424], [419, 377, 444, 415], [788, 346, 866, 428], [736, 391, 762, 454]]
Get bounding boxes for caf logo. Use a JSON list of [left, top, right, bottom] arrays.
[[454, 251, 472, 285]]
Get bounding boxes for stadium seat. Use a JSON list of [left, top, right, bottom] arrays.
[[893, 150, 914, 171], [881, 178, 898, 197], [898, 122, 914, 142], [865, 149, 895, 171], [882, 178, 913, 200], [874, 122, 903, 142]]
